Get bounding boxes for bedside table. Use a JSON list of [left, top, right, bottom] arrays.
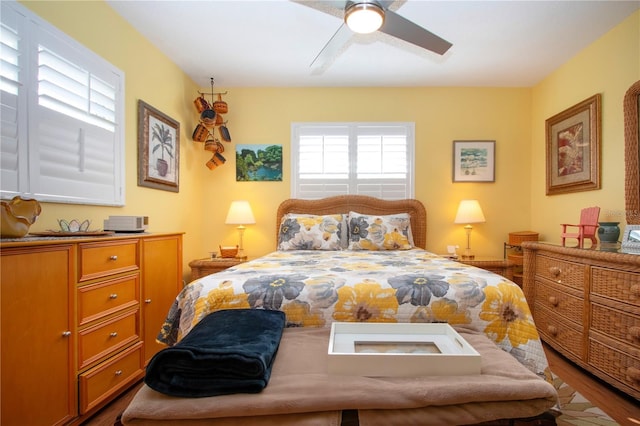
[[456, 257, 515, 281], [189, 257, 246, 281]]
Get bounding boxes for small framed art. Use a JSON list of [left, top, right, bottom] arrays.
[[621, 224, 640, 251], [545, 94, 601, 195], [137, 100, 180, 192], [452, 140, 495, 182]]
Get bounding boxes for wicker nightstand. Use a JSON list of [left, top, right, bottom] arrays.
[[456, 257, 515, 281], [189, 257, 246, 281]]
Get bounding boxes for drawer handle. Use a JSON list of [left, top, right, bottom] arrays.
[[109, 332, 118, 338], [547, 325, 558, 336], [109, 255, 118, 261], [628, 367, 640, 382], [629, 326, 640, 340], [109, 293, 118, 299], [631, 284, 640, 296], [549, 266, 561, 277], [548, 296, 559, 307], [62, 331, 71, 337], [145, 299, 152, 304], [115, 370, 123, 376]]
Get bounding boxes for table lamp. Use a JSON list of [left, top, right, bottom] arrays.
[[454, 200, 486, 260], [225, 200, 256, 259]]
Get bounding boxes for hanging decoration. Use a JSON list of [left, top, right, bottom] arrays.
[[192, 77, 232, 170]]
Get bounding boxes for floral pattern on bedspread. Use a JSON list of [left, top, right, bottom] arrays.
[[158, 249, 548, 378]]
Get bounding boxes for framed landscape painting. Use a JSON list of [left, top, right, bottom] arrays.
[[236, 144, 283, 181], [452, 140, 495, 182]]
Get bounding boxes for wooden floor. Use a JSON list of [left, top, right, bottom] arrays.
[[83, 343, 640, 426]]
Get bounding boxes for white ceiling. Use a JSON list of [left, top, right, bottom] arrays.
[[106, 0, 639, 88]]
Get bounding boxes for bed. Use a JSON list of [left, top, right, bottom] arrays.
[[122, 195, 558, 425]]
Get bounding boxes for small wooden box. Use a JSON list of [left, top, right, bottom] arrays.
[[328, 322, 481, 377]]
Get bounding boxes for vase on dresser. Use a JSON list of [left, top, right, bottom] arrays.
[[597, 222, 620, 243]]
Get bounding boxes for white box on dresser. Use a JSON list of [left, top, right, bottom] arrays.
[[522, 242, 640, 400]]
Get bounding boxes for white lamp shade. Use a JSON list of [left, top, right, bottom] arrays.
[[454, 200, 486, 224], [345, 3, 385, 34], [225, 201, 256, 225]]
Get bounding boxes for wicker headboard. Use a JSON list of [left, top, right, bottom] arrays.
[[276, 195, 427, 249]]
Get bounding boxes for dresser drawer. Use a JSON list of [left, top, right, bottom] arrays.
[[79, 341, 144, 414], [588, 337, 640, 399], [535, 304, 584, 359], [78, 309, 140, 369], [591, 267, 640, 307], [591, 303, 640, 348], [535, 255, 586, 290], [78, 274, 140, 326], [79, 240, 140, 281], [535, 280, 584, 324]]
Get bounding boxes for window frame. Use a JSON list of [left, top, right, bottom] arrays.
[[291, 122, 415, 200], [1, 1, 125, 206]]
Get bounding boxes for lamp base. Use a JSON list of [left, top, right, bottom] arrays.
[[461, 247, 474, 260]]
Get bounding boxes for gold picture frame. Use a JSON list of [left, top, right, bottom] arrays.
[[137, 100, 180, 192], [545, 94, 601, 195]]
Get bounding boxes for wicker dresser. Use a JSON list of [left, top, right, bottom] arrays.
[[522, 242, 640, 400]]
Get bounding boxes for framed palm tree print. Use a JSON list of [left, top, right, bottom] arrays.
[[137, 100, 180, 192]]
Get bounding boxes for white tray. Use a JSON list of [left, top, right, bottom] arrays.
[[328, 322, 481, 377]]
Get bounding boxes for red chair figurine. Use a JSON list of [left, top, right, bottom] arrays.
[[560, 206, 600, 248]]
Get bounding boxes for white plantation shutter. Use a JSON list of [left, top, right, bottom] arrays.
[[1, 7, 25, 195], [1, 1, 125, 205], [291, 122, 414, 200]]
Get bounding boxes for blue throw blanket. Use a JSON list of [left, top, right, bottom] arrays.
[[145, 309, 286, 397]]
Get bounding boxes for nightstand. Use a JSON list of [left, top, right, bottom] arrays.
[[456, 257, 515, 282], [189, 257, 246, 281]]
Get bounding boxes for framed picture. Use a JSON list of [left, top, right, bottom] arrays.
[[545, 94, 601, 195], [235, 144, 283, 181], [137, 100, 180, 192], [452, 140, 495, 182], [621, 224, 640, 251]]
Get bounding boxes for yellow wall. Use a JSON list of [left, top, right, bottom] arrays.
[[21, 1, 205, 283], [203, 87, 532, 259], [19, 2, 639, 282], [531, 11, 640, 243]]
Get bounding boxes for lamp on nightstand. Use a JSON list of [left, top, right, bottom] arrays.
[[454, 200, 486, 260], [225, 200, 255, 259]]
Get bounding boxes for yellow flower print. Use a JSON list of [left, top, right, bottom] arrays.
[[297, 216, 322, 230], [479, 282, 539, 347], [382, 229, 410, 250], [192, 280, 250, 327], [282, 300, 325, 327], [358, 238, 379, 250], [340, 261, 385, 271], [333, 280, 398, 322], [236, 261, 281, 270], [428, 299, 472, 325]]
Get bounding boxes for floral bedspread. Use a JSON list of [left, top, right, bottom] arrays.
[[158, 249, 549, 378]]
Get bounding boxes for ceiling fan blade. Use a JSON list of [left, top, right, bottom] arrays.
[[310, 23, 353, 69], [379, 9, 452, 55]]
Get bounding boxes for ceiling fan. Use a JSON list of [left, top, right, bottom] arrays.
[[296, 0, 453, 69]]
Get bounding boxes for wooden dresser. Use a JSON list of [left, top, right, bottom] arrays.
[[522, 242, 640, 400], [0, 233, 183, 426]]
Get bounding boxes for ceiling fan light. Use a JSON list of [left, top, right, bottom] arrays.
[[345, 3, 384, 34]]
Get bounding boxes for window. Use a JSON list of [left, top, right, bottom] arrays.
[[291, 122, 415, 200], [1, 1, 125, 206]]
